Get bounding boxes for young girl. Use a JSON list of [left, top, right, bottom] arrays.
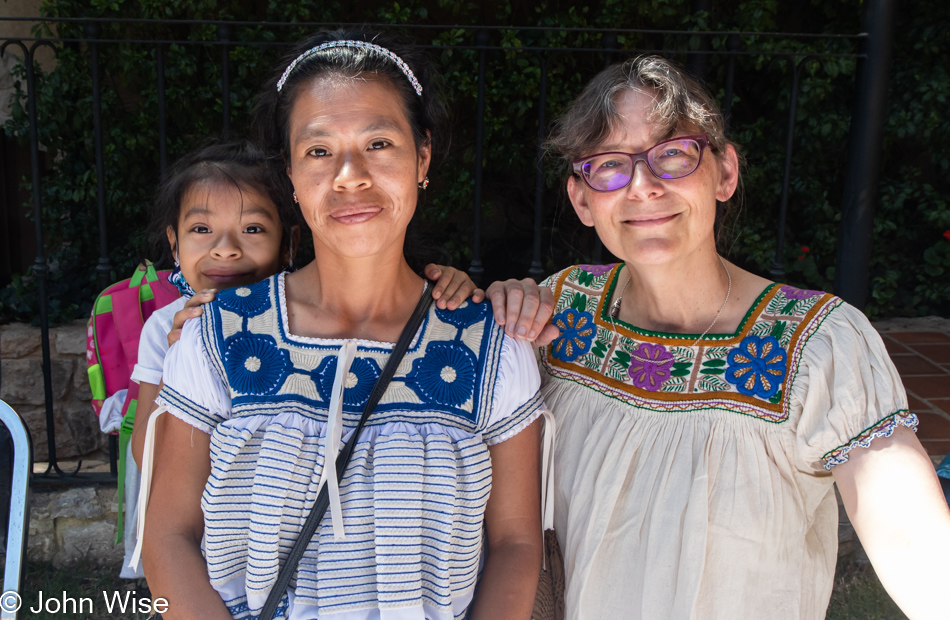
[[126, 140, 487, 577]]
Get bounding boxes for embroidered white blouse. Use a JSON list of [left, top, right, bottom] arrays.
[[540, 264, 917, 620], [147, 274, 545, 620]]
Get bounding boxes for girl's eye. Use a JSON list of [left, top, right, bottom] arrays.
[[370, 140, 390, 150], [308, 147, 329, 157], [190, 225, 210, 234], [244, 225, 265, 234]]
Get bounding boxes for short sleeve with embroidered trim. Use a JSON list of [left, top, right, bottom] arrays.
[[156, 318, 231, 434], [790, 301, 917, 473], [482, 336, 544, 445]]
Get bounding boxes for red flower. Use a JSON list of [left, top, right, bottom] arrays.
[[800, 246, 810, 253], [943, 230, 950, 240]]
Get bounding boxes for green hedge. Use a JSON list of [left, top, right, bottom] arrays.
[[1, 0, 948, 324]]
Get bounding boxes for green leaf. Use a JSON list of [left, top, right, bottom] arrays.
[[770, 321, 787, 341]]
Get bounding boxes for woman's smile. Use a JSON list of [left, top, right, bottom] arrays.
[[623, 212, 680, 227], [329, 204, 384, 224]]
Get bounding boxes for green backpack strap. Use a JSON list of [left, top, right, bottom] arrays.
[[115, 401, 138, 544]]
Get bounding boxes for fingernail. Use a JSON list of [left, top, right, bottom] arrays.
[[517, 326, 527, 337], [433, 290, 441, 299], [528, 331, 536, 339]]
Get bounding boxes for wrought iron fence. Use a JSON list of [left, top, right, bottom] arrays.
[[0, 3, 894, 484]]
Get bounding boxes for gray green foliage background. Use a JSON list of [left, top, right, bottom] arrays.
[[1, 0, 947, 323]]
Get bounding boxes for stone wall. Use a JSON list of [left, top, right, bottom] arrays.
[[0, 319, 105, 461], [28, 486, 123, 568]]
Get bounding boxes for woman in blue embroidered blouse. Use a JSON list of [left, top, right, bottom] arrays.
[[140, 31, 545, 620], [528, 55, 950, 619]]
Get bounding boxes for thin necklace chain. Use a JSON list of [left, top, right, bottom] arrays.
[[691, 254, 732, 346], [607, 255, 732, 346]]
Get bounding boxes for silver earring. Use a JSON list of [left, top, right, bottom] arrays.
[[419, 177, 429, 190], [292, 190, 299, 204]]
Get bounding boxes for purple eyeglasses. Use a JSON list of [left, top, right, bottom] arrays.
[[572, 135, 710, 192]]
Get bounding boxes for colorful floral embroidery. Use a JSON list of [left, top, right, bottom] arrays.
[[627, 342, 674, 391], [823, 411, 919, 470], [780, 285, 823, 300], [578, 264, 616, 277], [551, 308, 596, 362], [540, 265, 841, 422], [435, 299, 489, 330], [406, 341, 478, 408], [224, 334, 291, 395], [313, 356, 381, 407], [217, 283, 271, 316], [725, 335, 787, 399]]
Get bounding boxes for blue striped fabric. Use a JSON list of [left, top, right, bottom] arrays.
[[157, 276, 542, 619]]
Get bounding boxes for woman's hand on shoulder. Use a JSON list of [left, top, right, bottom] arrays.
[[424, 264, 485, 310], [486, 279, 559, 347], [167, 289, 217, 347]]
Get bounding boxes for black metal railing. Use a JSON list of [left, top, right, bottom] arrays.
[[0, 3, 894, 483]]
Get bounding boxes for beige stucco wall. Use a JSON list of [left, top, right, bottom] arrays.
[[0, 0, 57, 123]]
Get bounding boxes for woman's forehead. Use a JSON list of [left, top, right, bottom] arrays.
[[288, 75, 412, 138]]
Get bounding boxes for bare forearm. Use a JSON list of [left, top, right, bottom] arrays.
[[468, 540, 541, 620], [143, 532, 231, 620], [835, 427, 950, 620]]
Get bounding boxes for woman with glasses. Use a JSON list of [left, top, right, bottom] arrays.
[[536, 56, 950, 619]]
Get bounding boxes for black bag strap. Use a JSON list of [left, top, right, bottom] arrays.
[[259, 283, 434, 620]]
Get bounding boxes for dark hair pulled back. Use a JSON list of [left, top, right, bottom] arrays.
[[251, 29, 449, 272], [148, 139, 300, 268], [253, 29, 446, 167]]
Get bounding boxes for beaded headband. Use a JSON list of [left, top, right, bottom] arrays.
[[276, 40, 423, 96]]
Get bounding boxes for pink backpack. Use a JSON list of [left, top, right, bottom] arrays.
[[86, 260, 180, 539]]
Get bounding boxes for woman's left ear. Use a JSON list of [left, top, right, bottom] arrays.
[[715, 144, 740, 202], [417, 130, 432, 184]]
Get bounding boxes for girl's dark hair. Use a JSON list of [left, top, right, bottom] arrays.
[[251, 29, 449, 272], [148, 140, 300, 267]]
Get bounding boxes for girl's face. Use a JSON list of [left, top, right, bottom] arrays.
[[167, 179, 284, 292], [285, 76, 430, 262]]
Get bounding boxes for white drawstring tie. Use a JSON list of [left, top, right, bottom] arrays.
[[319, 340, 357, 540], [539, 409, 556, 568], [129, 403, 169, 570]]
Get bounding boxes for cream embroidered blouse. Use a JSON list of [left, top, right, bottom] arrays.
[[539, 264, 916, 620]]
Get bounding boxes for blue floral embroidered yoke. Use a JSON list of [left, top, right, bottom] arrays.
[[157, 273, 544, 620]]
